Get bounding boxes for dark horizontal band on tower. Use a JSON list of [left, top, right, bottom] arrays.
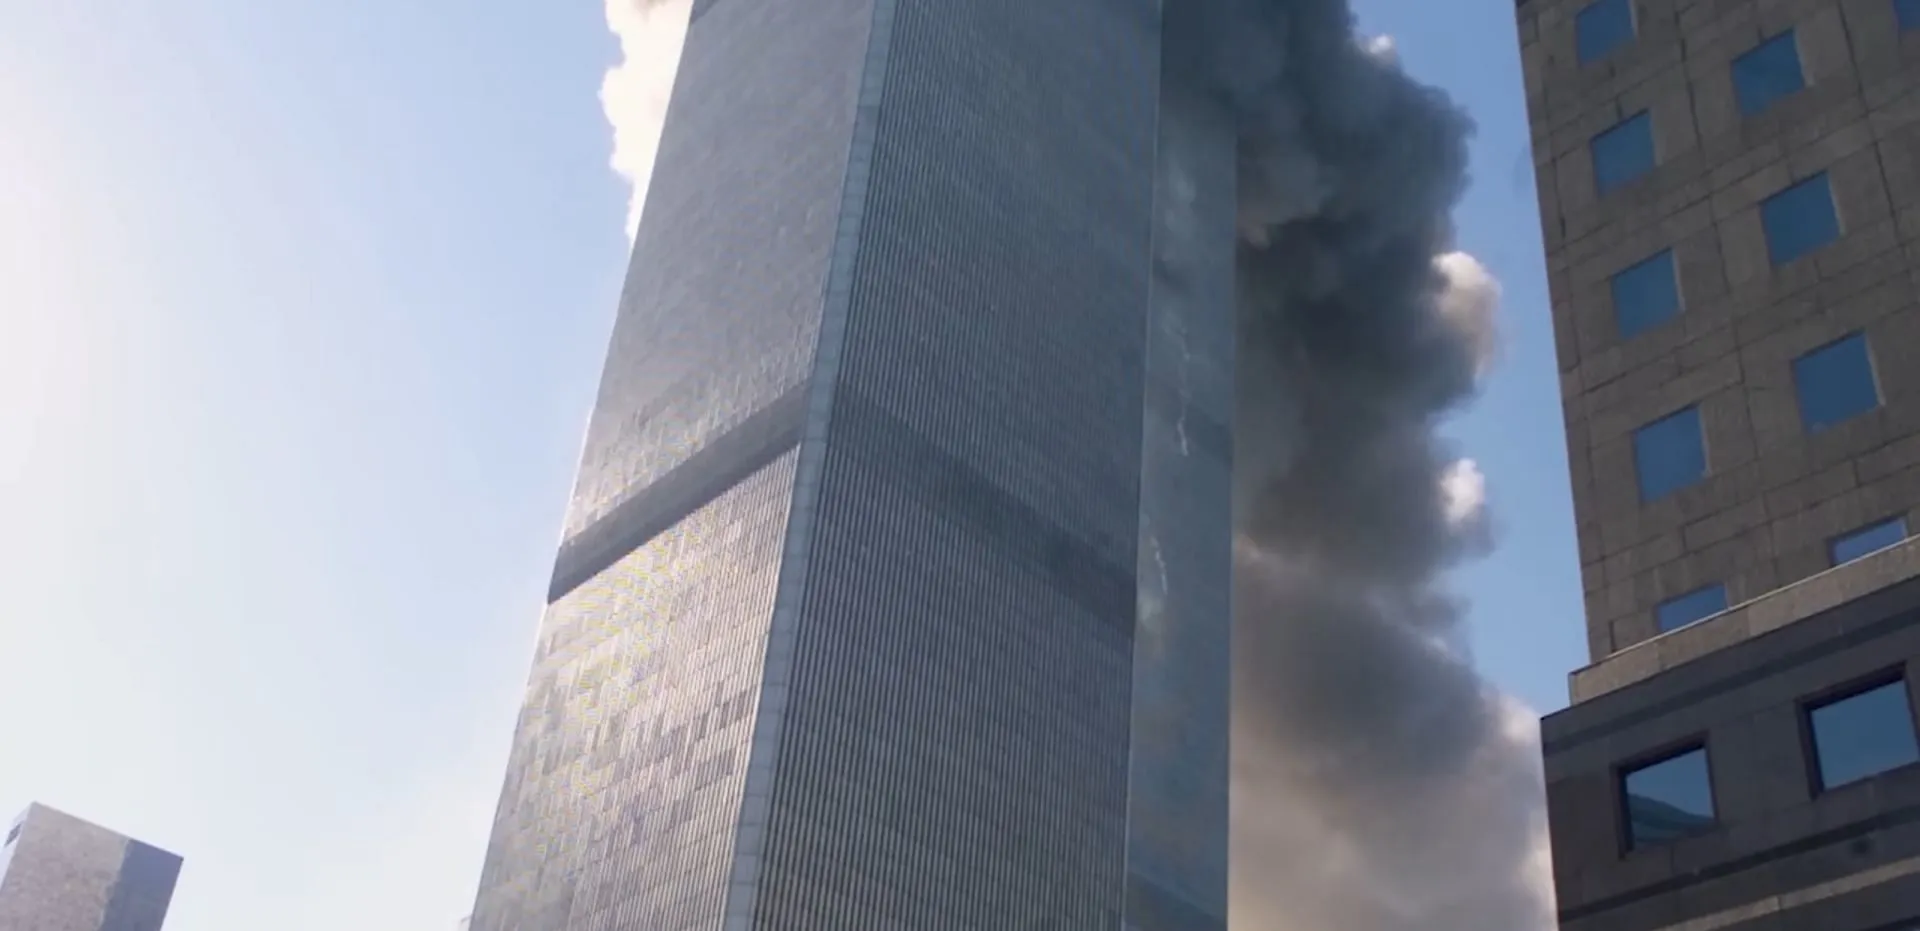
[[830, 389, 1140, 636], [547, 386, 809, 602]]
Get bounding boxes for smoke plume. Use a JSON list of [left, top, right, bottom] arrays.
[[600, 0, 690, 239], [594, 0, 1553, 927], [1184, 0, 1555, 927]]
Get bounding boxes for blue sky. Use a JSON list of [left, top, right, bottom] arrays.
[[0, 1, 1580, 928]]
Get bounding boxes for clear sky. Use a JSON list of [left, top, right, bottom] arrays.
[[0, 1, 1581, 929]]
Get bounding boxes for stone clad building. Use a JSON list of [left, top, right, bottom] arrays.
[[1517, 0, 1920, 927]]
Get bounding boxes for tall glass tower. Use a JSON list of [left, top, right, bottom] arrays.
[[469, 3, 1233, 928]]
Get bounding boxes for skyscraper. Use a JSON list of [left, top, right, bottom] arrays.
[[468, 3, 1233, 929], [0, 803, 183, 931], [1519, 0, 1920, 927]]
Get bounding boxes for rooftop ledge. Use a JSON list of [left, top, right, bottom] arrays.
[[1568, 537, 1920, 704]]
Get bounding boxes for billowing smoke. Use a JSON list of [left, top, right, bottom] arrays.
[[600, 0, 690, 239], [1180, 0, 1555, 927], [594, 0, 1553, 927]]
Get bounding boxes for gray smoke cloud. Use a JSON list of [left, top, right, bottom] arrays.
[[1177, 0, 1555, 928]]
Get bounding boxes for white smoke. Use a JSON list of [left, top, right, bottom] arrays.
[[600, 0, 692, 240], [1365, 34, 1399, 65], [1440, 458, 1487, 530], [1435, 250, 1502, 379]]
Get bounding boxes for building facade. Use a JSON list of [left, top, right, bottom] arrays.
[[467, 3, 1233, 930], [1519, 0, 1920, 927], [0, 804, 183, 931]]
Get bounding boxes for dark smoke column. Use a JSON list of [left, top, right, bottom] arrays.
[[468, 2, 1235, 929]]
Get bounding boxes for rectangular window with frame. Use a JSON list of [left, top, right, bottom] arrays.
[[1577, 0, 1636, 63], [1762, 173, 1841, 265], [1793, 333, 1880, 433], [1656, 584, 1728, 633], [1732, 31, 1806, 116], [1830, 517, 1909, 566], [1633, 406, 1707, 502], [1621, 745, 1716, 849], [1592, 112, 1657, 195], [1612, 249, 1681, 339], [1807, 676, 1920, 791]]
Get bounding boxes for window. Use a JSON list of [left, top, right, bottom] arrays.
[[1794, 334, 1880, 432], [1634, 407, 1707, 502], [1657, 584, 1728, 633], [2, 824, 16, 846], [1732, 32, 1806, 116], [1831, 517, 1909, 565], [1577, 0, 1636, 63], [1592, 112, 1657, 195], [1898, 0, 1920, 30], [1807, 678, 1920, 790], [1762, 173, 1840, 265], [1622, 746, 1716, 849], [1612, 250, 1681, 338]]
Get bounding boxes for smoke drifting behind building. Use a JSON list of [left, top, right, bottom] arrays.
[[1191, 1, 1552, 927], [595, 1, 1553, 927]]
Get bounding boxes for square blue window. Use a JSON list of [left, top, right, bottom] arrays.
[[1808, 680, 1920, 790], [1831, 517, 1909, 566], [1762, 173, 1840, 265], [1656, 584, 1728, 633], [1612, 250, 1681, 339], [1793, 333, 1879, 432], [1732, 32, 1806, 116], [1634, 406, 1707, 502], [1622, 746, 1716, 849], [1577, 0, 1636, 63], [1897, 0, 1920, 31], [1592, 112, 1657, 195]]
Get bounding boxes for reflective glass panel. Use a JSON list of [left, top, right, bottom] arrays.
[[1831, 517, 1909, 566], [1634, 406, 1706, 502], [1622, 747, 1716, 849], [1793, 333, 1879, 432], [1732, 32, 1806, 116], [1809, 681, 1920, 790], [1593, 112, 1657, 195], [1762, 173, 1840, 265], [1577, 0, 1635, 63], [1656, 584, 1728, 633], [1613, 249, 1681, 339]]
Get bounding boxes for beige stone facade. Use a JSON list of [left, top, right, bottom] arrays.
[[1522, 0, 1920, 928], [1528, 0, 1920, 663]]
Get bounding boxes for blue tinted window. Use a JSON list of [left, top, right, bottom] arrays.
[[1762, 174, 1840, 265], [1831, 517, 1909, 565], [1612, 250, 1681, 338], [1634, 407, 1706, 502], [1593, 112, 1657, 195], [1622, 747, 1716, 849], [1794, 334, 1879, 432], [1577, 0, 1636, 63], [1732, 32, 1806, 115], [1901, 0, 1920, 29], [1809, 680, 1920, 790], [1657, 584, 1728, 633]]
